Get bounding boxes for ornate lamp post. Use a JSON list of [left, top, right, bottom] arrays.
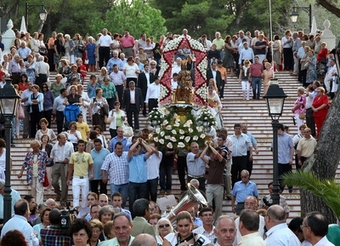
[[290, 4, 312, 32], [263, 80, 287, 205], [25, 1, 48, 32], [0, 78, 20, 223]]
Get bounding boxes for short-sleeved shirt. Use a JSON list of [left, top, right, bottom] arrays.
[[76, 122, 90, 141], [101, 152, 129, 185], [186, 152, 207, 177], [128, 154, 147, 183], [91, 148, 110, 180], [271, 132, 294, 164], [232, 180, 259, 203], [296, 137, 317, 158], [206, 158, 226, 185], [70, 152, 93, 176], [66, 94, 81, 104]]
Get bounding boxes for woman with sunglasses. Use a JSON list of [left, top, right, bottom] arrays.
[[41, 82, 55, 126], [156, 218, 173, 246], [163, 211, 211, 246]]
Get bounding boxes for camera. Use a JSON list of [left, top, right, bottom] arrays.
[[60, 210, 71, 229], [193, 237, 205, 246], [262, 196, 273, 207]]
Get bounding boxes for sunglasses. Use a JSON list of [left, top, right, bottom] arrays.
[[159, 224, 170, 228]]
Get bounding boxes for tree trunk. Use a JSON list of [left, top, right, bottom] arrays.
[[301, 90, 340, 223], [317, 0, 340, 19]]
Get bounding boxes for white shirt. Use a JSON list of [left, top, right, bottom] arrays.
[[50, 142, 74, 162], [144, 72, 151, 86], [123, 63, 139, 78], [314, 236, 334, 246], [35, 60, 50, 76], [265, 223, 301, 246], [230, 133, 252, 156], [172, 80, 178, 90], [233, 216, 265, 246], [172, 64, 181, 75], [238, 232, 266, 246], [98, 34, 113, 47], [145, 83, 160, 102], [282, 36, 293, 48], [193, 226, 216, 244], [146, 151, 162, 180], [130, 90, 136, 104]]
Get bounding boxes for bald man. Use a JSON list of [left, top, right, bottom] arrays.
[[131, 234, 157, 246], [214, 215, 236, 246]]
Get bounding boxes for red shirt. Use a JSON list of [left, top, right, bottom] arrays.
[[317, 48, 328, 62], [249, 63, 263, 77], [312, 94, 329, 117], [121, 35, 135, 48]]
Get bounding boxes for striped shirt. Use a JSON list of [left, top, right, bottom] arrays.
[[101, 152, 129, 185]]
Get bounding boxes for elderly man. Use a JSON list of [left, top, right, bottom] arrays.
[[241, 123, 259, 176], [131, 234, 157, 246], [110, 127, 129, 152], [233, 196, 265, 245], [98, 28, 113, 68], [35, 55, 50, 90], [107, 51, 125, 72], [8, 54, 21, 84], [1, 200, 39, 246], [109, 64, 127, 104], [46, 198, 57, 209], [121, 30, 135, 57], [131, 198, 155, 237], [265, 205, 300, 245], [187, 142, 207, 192], [123, 81, 144, 130], [297, 127, 317, 167], [238, 209, 266, 246], [214, 215, 237, 246], [18, 41, 31, 61], [0, 179, 21, 224], [232, 171, 259, 215], [100, 213, 135, 246], [324, 58, 337, 94], [302, 212, 334, 246]]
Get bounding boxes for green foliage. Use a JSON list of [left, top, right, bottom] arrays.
[[284, 171, 340, 221]]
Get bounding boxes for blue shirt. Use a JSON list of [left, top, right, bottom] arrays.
[[271, 132, 294, 164], [239, 48, 254, 64], [110, 136, 129, 152], [0, 189, 21, 219], [128, 154, 147, 183], [106, 58, 124, 72], [232, 180, 259, 203], [91, 147, 110, 180], [186, 152, 207, 176], [245, 132, 257, 151]]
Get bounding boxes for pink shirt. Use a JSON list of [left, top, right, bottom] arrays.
[[249, 63, 263, 77], [121, 35, 135, 48]]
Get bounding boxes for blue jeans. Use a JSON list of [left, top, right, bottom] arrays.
[[110, 183, 129, 208], [252, 77, 262, 99], [160, 165, 173, 191], [147, 178, 158, 202], [128, 182, 148, 218]]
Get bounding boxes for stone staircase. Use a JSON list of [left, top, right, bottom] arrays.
[[9, 70, 338, 220]]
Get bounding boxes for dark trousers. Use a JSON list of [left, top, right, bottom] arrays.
[[115, 85, 124, 105], [147, 177, 158, 202], [159, 165, 173, 191], [298, 59, 302, 82], [306, 108, 316, 137], [30, 111, 43, 138], [48, 49, 55, 71], [231, 156, 247, 186], [35, 74, 48, 90], [300, 69, 307, 87], [148, 99, 158, 113], [43, 109, 53, 127], [283, 48, 293, 71], [109, 128, 117, 139], [127, 104, 139, 130], [90, 180, 107, 195], [107, 98, 115, 111], [56, 110, 65, 134], [219, 80, 225, 98], [278, 163, 292, 191], [252, 77, 262, 99], [299, 156, 308, 169], [177, 156, 187, 191], [99, 47, 110, 68], [23, 105, 31, 137], [187, 176, 206, 193], [129, 181, 148, 218], [246, 151, 253, 176]]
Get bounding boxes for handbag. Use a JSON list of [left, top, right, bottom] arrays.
[[122, 122, 133, 137], [299, 113, 306, 120], [43, 172, 49, 187], [78, 42, 85, 53], [104, 115, 110, 124], [39, 48, 47, 55], [17, 103, 25, 120], [303, 62, 310, 70]]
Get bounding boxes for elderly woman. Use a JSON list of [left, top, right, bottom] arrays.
[[123, 57, 140, 87], [156, 218, 174, 246], [67, 65, 82, 86], [64, 34, 75, 65], [74, 33, 84, 61], [292, 87, 306, 134], [305, 50, 317, 86], [18, 140, 49, 205], [33, 207, 51, 240], [77, 84, 91, 123], [98, 205, 115, 241], [91, 88, 108, 131], [162, 211, 210, 246], [300, 46, 311, 87], [207, 86, 223, 129], [67, 121, 83, 151], [97, 67, 109, 85], [41, 82, 55, 125], [312, 87, 329, 139], [25, 54, 36, 83], [65, 85, 83, 105], [101, 76, 118, 110], [88, 75, 100, 99], [69, 219, 92, 246], [108, 101, 126, 138], [86, 36, 96, 72], [40, 134, 53, 191], [89, 219, 103, 246], [50, 74, 65, 97], [59, 59, 71, 78], [28, 84, 44, 138], [35, 118, 57, 142]]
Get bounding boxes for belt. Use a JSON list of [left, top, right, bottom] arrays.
[[74, 176, 88, 179], [115, 84, 123, 87], [55, 162, 66, 164], [237, 202, 245, 205], [149, 98, 158, 100], [123, 46, 133, 49], [188, 174, 205, 179], [100, 46, 110, 48], [12, 72, 20, 74]]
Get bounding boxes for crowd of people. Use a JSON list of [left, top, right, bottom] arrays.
[[0, 26, 338, 246]]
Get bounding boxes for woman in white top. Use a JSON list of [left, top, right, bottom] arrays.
[[156, 218, 174, 246], [107, 101, 126, 138], [0, 139, 12, 180], [77, 84, 91, 123], [30, 32, 40, 53], [281, 30, 294, 71], [123, 56, 140, 87], [67, 121, 82, 151], [35, 118, 57, 142], [207, 86, 223, 129], [238, 59, 251, 100], [163, 211, 211, 246]]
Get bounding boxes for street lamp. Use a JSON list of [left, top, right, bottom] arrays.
[[0, 78, 20, 223], [263, 80, 287, 205], [290, 4, 312, 33], [25, 1, 48, 32]]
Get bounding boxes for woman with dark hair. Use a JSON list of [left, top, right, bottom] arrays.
[[123, 56, 140, 87], [112, 33, 121, 53], [35, 118, 57, 142], [18, 73, 29, 92], [88, 75, 100, 99], [93, 125, 107, 149], [54, 33, 65, 72], [33, 207, 51, 240], [40, 134, 53, 191], [41, 82, 55, 125], [86, 130, 99, 153], [0, 230, 28, 246], [18, 141, 49, 206], [28, 84, 44, 138], [312, 87, 329, 139], [152, 43, 162, 66], [91, 88, 108, 132], [69, 218, 92, 246], [74, 33, 84, 61], [223, 35, 235, 75]]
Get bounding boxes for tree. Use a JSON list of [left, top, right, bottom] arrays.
[[284, 90, 340, 223], [317, 0, 340, 18], [89, 0, 167, 38]]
